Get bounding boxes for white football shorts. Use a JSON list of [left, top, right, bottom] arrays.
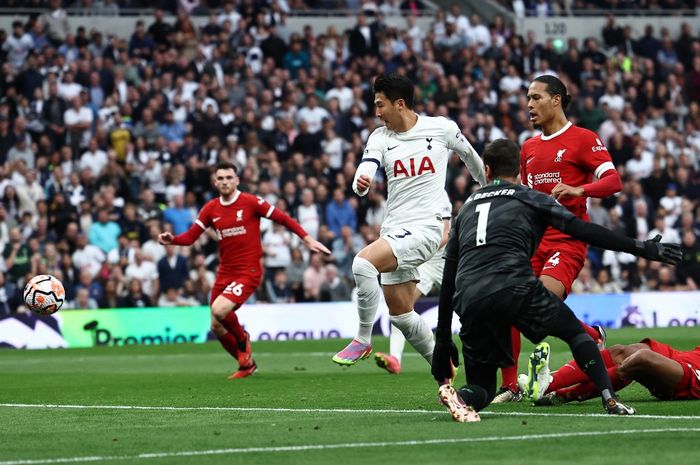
[[416, 246, 446, 295], [380, 223, 443, 286]]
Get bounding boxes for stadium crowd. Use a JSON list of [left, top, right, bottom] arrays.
[[0, 1, 699, 315], [502, 0, 699, 17]]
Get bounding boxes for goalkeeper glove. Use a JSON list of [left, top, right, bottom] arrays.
[[432, 336, 460, 385], [635, 234, 682, 265]]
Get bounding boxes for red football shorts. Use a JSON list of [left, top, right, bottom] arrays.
[[641, 338, 700, 400], [530, 237, 587, 295], [210, 274, 262, 307]]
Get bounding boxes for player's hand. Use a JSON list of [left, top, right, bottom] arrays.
[[551, 183, 584, 201], [158, 232, 174, 245], [355, 174, 372, 194], [303, 236, 331, 255], [431, 337, 459, 385], [638, 234, 683, 265]]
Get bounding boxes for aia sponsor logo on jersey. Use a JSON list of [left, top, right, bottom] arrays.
[[592, 138, 607, 152], [393, 156, 435, 177], [554, 149, 566, 162], [236, 209, 243, 222]]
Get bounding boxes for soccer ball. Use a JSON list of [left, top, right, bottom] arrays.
[[23, 275, 65, 315]]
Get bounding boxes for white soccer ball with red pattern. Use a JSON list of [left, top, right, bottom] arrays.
[[23, 275, 66, 315]]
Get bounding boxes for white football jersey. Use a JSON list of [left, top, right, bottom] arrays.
[[359, 116, 483, 229]]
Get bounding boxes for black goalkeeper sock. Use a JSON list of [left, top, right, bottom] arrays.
[[456, 385, 491, 412], [568, 333, 615, 401]]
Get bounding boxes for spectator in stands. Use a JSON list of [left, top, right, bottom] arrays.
[[121, 279, 152, 308], [41, 0, 70, 47], [266, 269, 294, 303], [325, 187, 357, 237], [68, 287, 99, 310], [320, 264, 351, 302], [302, 253, 326, 301], [88, 208, 121, 255], [163, 194, 193, 236], [157, 245, 189, 293]]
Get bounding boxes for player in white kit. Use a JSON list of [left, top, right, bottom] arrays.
[[332, 73, 486, 373], [375, 191, 452, 374]]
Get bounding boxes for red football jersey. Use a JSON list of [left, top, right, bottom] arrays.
[[520, 122, 615, 241], [195, 191, 274, 278]]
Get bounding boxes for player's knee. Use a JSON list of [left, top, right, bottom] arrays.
[[352, 256, 379, 279], [619, 348, 654, 375], [210, 302, 229, 322]]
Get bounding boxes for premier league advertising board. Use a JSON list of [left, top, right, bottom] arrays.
[[1, 292, 699, 349]]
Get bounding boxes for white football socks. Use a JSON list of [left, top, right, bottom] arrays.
[[352, 256, 381, 345], [389, 323, 406, 363], [390, 311, 435, 365]]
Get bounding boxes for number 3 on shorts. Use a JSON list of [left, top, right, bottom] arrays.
[[225, 281, 244, 296]]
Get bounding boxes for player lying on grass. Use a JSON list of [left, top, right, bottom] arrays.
[[520, 338, 700, 405], [430, 139, 682, 422]]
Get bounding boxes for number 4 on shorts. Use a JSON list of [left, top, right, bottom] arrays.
[[225, 281, 244, 296]]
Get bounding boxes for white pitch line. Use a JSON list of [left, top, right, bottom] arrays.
[[0, 428, 699, 465], [1, 403, 700, 420]]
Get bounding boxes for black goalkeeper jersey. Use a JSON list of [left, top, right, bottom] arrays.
[[444, 180, 640, 315]]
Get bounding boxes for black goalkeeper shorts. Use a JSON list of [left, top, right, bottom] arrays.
[[458, 280, 580, 367]]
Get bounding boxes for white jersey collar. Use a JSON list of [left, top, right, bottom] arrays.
[[540, 121, 572, 141], [219, 190, 240, 206]]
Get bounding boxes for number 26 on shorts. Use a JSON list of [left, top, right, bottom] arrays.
[[224, 281, 244, 296]]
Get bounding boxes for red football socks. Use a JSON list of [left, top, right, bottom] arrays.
[[222, 311, 246, 341], [216, 332, 239, 359], [501, 327, 522, 391], [581, 322, 602, 341]]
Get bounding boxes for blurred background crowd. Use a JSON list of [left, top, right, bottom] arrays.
[[0, 0, 699, 315]]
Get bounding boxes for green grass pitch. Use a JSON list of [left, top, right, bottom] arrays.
[[1, 326, 699, 465]]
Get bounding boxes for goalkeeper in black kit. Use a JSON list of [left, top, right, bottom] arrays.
[[432, 139, 682, 422]]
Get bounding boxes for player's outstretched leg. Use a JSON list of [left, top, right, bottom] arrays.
[[333, 256, 379, 365], [520, 342, 552, 401], [375, 324, 405, 374], [438, 385, 481, 423]]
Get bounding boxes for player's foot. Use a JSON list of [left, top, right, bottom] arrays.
[[534, 391, 564, 407], [236, 330, 253, 367], [594, 324, 607, 350], [604, 397, 635, 415], [438, 385, 480, 422], [374, 352, 401, 374], [332, 339, 372, 365], [523, 342, 552, 401], [491, 385, 523, 403], [228, 360, 257, 380]]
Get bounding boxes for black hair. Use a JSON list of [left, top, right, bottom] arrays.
[[533, 75, 571, 110], [483, 139, 520, 179], [215, 161, 239, 174], [373, 73, 415, 109]]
